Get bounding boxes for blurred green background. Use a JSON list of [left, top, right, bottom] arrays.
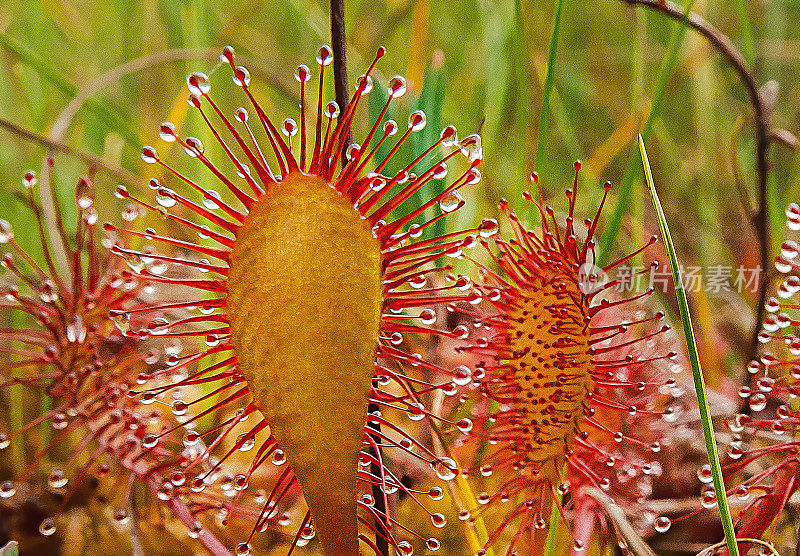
[[0, 0, 798, 383]]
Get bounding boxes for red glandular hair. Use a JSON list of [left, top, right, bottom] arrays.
[[719, 202, 800, 554], [111, 45, 490, 555], [0, 164, 239, 554], [457, 164, 679, 555]]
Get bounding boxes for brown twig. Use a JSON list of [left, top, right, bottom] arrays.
[[331, 0, 352, 169], [0, 116, 142, 188], [617, 0, 777, 366], [328, 1, 386, 552]]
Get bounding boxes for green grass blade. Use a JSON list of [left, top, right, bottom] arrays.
[[422, 392, 496, 556], [544, 463, 567, 556], [598, 0, 695, 263], [534, 0, 565, 174], [452, 465, 496, 556], [0, 33, 142, 147], [735, 0, 755, 69], [544, 498, 560, 555], [640, 135, 740, 556], [511, 0, 530, 203]]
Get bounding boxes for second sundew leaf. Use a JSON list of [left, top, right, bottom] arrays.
[[459, 159, 675, 555], [640, 135, 740, 556]]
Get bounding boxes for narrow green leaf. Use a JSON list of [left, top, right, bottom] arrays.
[[535, 6, 574, 547], [0, 33, 142, 148], [511, 0, 529, 202], [640, 135, 740, 556], [543, 464, 565, 556], [735, 0, 755, 70], [534, 0, 565, 174], [598, 0, 695, 263], [411, 62, 446, 243]]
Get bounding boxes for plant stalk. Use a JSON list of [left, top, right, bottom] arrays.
[[640, 135, 740, 556]]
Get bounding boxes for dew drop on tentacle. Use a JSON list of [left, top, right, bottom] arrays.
[[0, 481, 16, 499], [186, 71, 210, 96], [0, 220, 14, 243], [316, 44, 333, 66], [39, 518, 56, 537], [75, 177, 94, 209]]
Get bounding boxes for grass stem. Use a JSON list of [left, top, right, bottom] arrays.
[[640, 135, 740, 556]]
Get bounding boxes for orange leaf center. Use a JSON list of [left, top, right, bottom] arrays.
[[228, 173, 382, 556], [507, 271, 593, 475]]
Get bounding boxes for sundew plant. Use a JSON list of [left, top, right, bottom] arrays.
[[0, 0, 799, 555]]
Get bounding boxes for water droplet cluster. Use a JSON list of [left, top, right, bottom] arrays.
[[718, 203, 800, 549]]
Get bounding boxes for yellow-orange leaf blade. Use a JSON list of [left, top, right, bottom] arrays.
[[228, 174, 382, 556]]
